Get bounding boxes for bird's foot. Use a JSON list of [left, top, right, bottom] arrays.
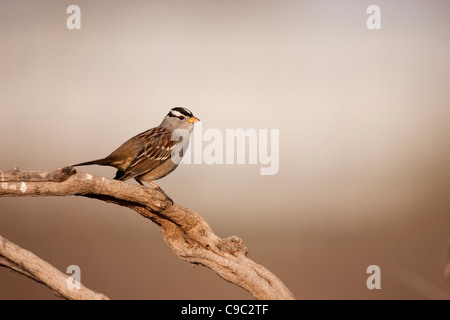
[[154, 186, 174, 205], [137, 179, 173, 205]]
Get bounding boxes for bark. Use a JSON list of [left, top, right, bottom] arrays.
[[0, 167, 295, 300]]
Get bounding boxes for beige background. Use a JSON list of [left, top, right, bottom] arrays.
[[1, 0, 450, 299]]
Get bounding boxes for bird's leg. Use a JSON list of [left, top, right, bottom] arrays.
[[148, 181, 174, 204], [138, 179, 173, 204]]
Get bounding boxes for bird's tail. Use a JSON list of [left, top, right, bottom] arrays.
[[72, 158, 111, 167]]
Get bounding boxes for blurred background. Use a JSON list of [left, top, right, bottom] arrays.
[[1, 0, 449, 299]]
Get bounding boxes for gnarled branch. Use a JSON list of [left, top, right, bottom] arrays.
[[0, 234, 109, 300], [0, 167, 295, 300]]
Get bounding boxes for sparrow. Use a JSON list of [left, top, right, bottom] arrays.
[[72, 107, 200, 202]]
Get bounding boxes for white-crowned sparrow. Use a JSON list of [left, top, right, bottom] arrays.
[[72, 107, 200, 202]]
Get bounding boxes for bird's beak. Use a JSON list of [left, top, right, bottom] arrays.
[[188, 116, 200, 123]]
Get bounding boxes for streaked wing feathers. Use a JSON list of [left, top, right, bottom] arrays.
[[119, 127, 179, 181]]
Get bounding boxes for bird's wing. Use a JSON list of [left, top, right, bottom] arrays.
[[118, 127, 180, 181]]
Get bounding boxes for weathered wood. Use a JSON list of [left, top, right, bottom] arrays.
[[0, 167, 295, 300]]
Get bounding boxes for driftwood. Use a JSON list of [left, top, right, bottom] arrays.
[[0, 234, 109, 300], [0, 167, 295, 300]]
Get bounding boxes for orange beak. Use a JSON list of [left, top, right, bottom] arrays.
[[188, 116, 200, 123]]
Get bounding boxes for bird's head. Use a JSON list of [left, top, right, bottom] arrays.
[[160, 107, 200, 132]]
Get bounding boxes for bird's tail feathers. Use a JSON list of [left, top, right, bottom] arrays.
[[72, 158, 111, 167]]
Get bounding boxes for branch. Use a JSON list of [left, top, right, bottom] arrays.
[[0, 167, 295, 300], [0, 234, 109, 300]]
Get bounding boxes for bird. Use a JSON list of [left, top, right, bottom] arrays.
[[72, 107, 200, 203]]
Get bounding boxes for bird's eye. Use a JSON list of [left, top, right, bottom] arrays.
[[178, 116, 184, 120]]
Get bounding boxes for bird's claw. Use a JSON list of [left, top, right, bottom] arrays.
[[155, 186, 174, 205]]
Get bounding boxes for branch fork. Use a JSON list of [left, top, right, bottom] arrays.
[[0, 167, 294, 300]]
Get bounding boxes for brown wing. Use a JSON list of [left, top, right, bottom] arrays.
[[118, 127, 179, 181]]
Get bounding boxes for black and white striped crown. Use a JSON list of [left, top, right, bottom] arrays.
[[168, 107, 193, 118]]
